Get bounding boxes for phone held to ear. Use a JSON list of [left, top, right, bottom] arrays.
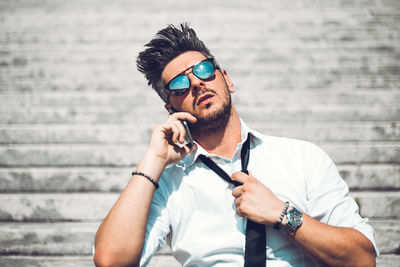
[[180, 120, 194, 147], [166, 106, 195, 147]]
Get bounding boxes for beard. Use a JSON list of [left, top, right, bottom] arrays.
[[189, 88, 232, 133]]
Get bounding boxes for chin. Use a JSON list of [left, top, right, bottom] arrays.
[[190, 100, 232, 132], [196, 104, 220, 118]]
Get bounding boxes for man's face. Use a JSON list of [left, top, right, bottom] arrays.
[[161, 51, 235, 131]]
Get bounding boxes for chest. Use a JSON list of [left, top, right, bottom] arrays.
[[166, 153, 309, 252]]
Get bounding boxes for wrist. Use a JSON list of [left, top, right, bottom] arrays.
[[280, 205, 292, 226], [273, 203, 303, 236], [132, 171, 159, 189], [136, 149, 168, 182], [273, 201, 289, 229], [281, 206, 303, 235]]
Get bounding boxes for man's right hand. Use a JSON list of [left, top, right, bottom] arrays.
[[145, 112, 197, 167]]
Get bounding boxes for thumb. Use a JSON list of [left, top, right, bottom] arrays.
[[231, 171, 249, 184]]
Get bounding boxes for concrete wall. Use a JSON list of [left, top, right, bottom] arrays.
[[0, 0, 399, 266]]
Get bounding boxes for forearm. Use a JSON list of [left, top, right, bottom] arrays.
[[289, 214, 376, 267], [94, 150, 167, 267]]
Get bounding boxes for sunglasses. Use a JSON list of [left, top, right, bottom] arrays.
[[165, 58, 217, 96]]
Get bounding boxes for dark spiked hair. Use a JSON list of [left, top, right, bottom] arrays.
[[136, 23, 217, 103]]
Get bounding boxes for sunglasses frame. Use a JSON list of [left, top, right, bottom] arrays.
[[165, 58, 217, 96]]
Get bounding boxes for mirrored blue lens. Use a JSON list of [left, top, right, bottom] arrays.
[[193, 60, 215, 79], [166, 59, 216, 96], [169, 75, 190, 91]]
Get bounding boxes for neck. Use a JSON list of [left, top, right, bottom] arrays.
[[192, 107, 241, 159]]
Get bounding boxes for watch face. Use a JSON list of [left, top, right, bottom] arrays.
[[291, 210, 302, 224], [287, 208, 303, 230]]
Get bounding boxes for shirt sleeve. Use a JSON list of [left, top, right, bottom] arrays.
[[300, 141, 379, 256], [140, 176, 171, 266]]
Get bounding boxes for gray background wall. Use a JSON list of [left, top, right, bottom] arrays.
[[0, 0, 399, 266]]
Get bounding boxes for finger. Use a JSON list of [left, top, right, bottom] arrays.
[[232, 186, 243, 198], [235, 198, 246, 217], [174, 120, 187, 143], [164, 120, 185, 143], [164, 119, 188, 143], [169, 123, 180, 144], [168, 112, 197, 123], [231, 171, 249, 184], [234, 197, 241, 209]]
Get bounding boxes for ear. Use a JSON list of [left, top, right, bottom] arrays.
[[220, 69, 235, 93], [164, 104, 175, 114]]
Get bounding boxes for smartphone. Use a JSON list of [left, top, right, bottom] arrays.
[[180, 120, 194, 146]]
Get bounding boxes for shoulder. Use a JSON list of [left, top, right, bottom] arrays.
[[147, 164, 186, 209], [252, 131, 333, 170], [254, 131, 323, 156], [156, 163, 186, 193]]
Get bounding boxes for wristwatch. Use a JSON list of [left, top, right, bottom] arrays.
[[282, 207, 303, 235]]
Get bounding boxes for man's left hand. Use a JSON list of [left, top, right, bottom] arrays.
[[231, 171, 285, 226]]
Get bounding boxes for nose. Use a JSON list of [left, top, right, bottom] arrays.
[[188, 72, 205, 92]]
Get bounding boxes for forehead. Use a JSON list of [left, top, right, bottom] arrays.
[[161, 51, 207, 83]]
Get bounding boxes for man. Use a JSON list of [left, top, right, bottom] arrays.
[[94, 23, 377, 267]]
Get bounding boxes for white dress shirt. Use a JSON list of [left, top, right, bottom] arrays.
[[140, 120, 378, 266]]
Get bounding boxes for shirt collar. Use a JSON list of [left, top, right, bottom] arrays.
[[176, 119, 264, 168]]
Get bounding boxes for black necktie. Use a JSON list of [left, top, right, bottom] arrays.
[[198, 133, 266, 267]]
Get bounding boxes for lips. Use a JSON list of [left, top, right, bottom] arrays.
[[197, 93, 214, 106]]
